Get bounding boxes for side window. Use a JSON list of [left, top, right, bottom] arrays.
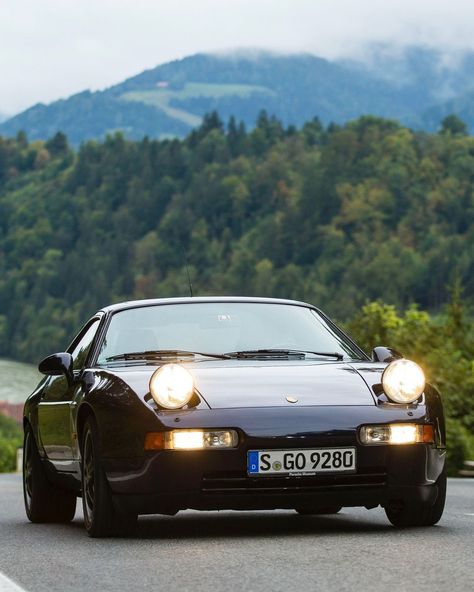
[[70, 320, 100, 371]]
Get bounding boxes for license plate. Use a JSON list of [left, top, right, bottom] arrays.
[[247, 447, 356, 476]]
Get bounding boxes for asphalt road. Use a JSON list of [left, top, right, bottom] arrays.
[[0, 474, 473, 592]]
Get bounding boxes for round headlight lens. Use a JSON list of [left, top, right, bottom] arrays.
[[149, 364, 194, 409], [382, 359, 425, 404]]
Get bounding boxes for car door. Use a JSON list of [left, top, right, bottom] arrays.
[[37, 317, 101, 469]]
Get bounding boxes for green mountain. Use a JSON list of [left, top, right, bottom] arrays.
[[2, 48, 474, 144], [419, 89, 474, 132]]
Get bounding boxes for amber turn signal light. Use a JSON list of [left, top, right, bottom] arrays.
[[422, 424, 435, 443], [144, 432, 165, 450]]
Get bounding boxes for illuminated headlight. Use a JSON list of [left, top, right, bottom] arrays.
[[359, 423, 434, 445], [144, 430, 239, 450], [149, 364, 194, 409], [382, 359, 425, 404]]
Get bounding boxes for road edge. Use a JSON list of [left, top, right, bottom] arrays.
[[0, 572, 27, 592]]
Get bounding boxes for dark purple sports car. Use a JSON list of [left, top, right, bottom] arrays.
[[23, 297, 446, 537]]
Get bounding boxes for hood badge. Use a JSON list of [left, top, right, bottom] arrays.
[[285, 396, 298, 404]]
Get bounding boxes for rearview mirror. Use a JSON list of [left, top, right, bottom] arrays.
[[38, 352, 74, 386], [371, 346, 403, 363]]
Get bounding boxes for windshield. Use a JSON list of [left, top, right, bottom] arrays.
[[96, 302, 364, 364]]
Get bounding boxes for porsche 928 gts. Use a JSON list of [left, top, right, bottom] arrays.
[[22, 297, 446, 537]]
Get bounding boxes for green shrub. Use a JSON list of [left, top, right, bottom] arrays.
[[346, 298, 474, 475], [446, 418, 466, 475], [0, 437, 21, 472], [0, 413, 22, 473], [0, 413, 22, 439]]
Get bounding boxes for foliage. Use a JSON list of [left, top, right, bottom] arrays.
[[440, 115, 469, 137], [1, 113, 473, 473], [0, 414, 22, 473], [346, 297, 474, 473], [1, 115, 474, 362], [445, 418, 474, 476]]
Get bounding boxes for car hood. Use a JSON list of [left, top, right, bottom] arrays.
[[193, 362, 377, 408], [103, 360, 378, 409]]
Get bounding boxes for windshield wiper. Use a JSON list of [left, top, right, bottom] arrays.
[[105, 349, 231, 362], [224, 349, 344, 361], [105, 349, 344, 363]]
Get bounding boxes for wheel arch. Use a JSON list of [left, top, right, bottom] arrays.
[[77, 403, 98, 453], [23, 416, 42, 453]]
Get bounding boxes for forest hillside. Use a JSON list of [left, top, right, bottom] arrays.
[[1, 112, 473, 470]]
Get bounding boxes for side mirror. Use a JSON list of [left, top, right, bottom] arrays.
[[371, 346, 403, 363], [38, 352, 74, 386]]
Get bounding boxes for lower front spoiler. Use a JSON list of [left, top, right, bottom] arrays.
[[113, 483, 439, 516]]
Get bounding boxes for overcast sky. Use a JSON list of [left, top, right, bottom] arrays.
[[1, 0, 474, 115]]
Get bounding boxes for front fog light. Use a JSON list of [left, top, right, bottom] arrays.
[[203, 430, 238, 448], [171, 430, 205, 449], [170, 430, 238, 449], [144, 429, 239, 450], [389, 424, 418, 444], [360, 425, 391, 444], [360, 423, 434, 445]]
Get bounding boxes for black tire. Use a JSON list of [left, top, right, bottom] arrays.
[[385, 467, 447, 527], [23, 424, 76, 523], [81, 417, 137, 538], [295, 506, 342, 515]]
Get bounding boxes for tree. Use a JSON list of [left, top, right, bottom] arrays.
[[440, 115, 468, 136], [45, 132, 69, 156]]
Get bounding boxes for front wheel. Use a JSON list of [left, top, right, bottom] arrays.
[[385, 468, 447, 527], [81, 418, 137, 537], [23, 424, 76, 523]]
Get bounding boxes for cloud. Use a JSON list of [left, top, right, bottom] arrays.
[[1, 0, 474, 114]]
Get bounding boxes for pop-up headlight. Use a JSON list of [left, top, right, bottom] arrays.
[[149, 364, 194, 409], [382, 359, 425, 404]]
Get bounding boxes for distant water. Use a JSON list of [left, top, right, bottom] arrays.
[[0, 359, 41, 403]]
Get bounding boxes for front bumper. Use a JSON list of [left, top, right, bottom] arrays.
[[112, 471, 441, 516], [104, 434, 445, 516]]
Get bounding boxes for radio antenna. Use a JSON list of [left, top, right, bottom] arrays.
[[181, 247, 194, 297]]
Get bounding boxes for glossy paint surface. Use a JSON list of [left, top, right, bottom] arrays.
[[104, 359, 378, 409], [23, 297, 446, 514]]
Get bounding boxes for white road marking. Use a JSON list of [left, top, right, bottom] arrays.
[[0, 572, 27, 592], [464, 513, 474, 516]]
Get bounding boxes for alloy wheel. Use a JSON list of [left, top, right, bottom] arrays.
[[23, 431, 33, 512], [82, 430, 95, 528]]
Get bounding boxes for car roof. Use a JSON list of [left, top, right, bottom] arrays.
[[99, 296, 317, 314]]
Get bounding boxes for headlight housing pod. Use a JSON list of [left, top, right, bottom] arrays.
[[149, 364, 194, 409], [360, 423, 434, 445], [145, 429, 239, 450], [381, 358, 425, 404]]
